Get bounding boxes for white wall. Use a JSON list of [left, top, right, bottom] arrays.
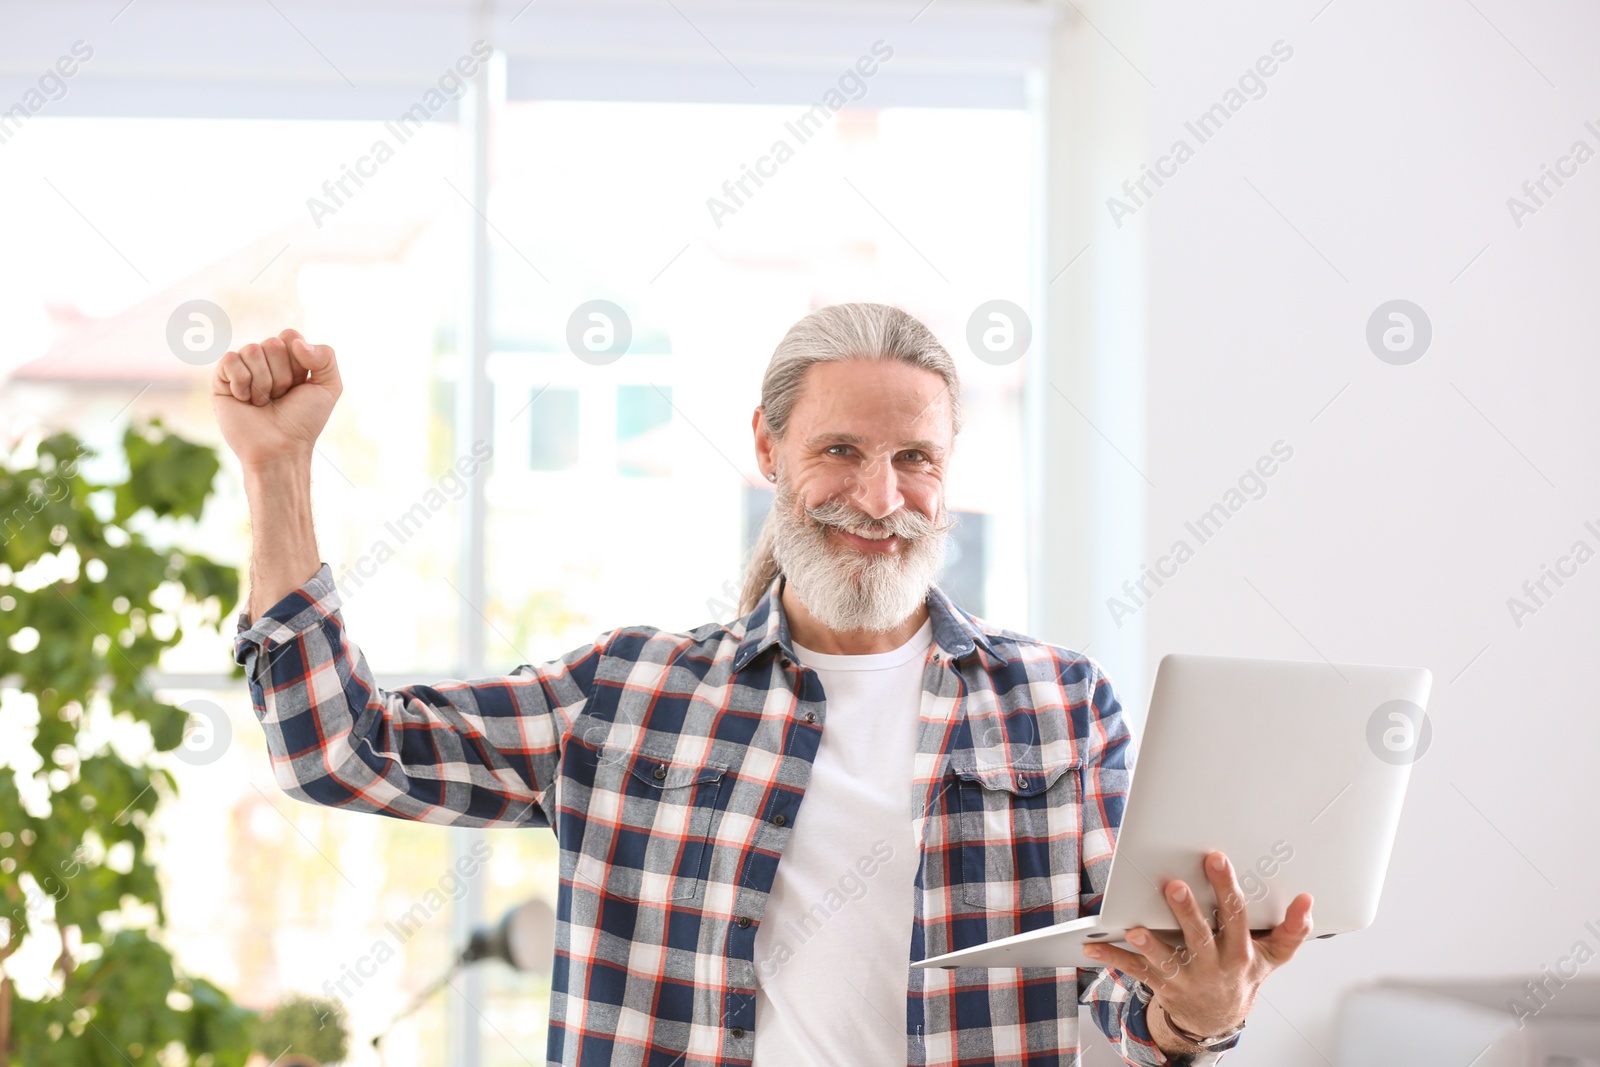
[[1128, 0, 1600, 1062]]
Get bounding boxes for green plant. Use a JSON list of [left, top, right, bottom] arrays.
[[0, 420, 253, 1065], [254, 993, 349, 1065]]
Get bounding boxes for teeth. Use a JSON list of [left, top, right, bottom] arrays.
[[851, 529, 893, 540]]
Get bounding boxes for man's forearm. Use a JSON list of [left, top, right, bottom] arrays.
[[242, 455, 321, 624]]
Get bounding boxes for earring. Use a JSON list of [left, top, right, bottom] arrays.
[[767, 472, 777, 482]]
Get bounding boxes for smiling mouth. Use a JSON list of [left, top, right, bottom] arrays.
[[831, 526, 903, 554]]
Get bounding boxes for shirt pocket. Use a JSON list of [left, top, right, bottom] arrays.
[[950, 754, 1082, 913], [574, 750, 731, 904]]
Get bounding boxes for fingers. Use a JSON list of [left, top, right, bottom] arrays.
[[213, 330, 336, 407], [278, 328, 311, 380], [260, 336, 297, 398], [1081, 942, 1169, 989], [1161, 878, 1219, 964], [1123, 927, 1185, 983], [237, 344, 276, 405], [214, 348, 251, 402], [1253, 892, 1314, 969], [1203, 851, 1250, 963]]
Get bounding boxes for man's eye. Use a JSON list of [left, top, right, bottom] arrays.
[[826, 445, 852, 457], [902, 451, 927, 463]]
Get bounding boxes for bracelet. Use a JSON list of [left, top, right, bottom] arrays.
[[1159, 1003, 1245, 1050]]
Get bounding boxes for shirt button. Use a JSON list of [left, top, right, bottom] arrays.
[[772, 814, 787, 827], [778, 656, 791, 667], [1015, 774, 1030, 789], [803, 711, 817, 724], [737, 916, 752, 928], [652, 766, 667, 780], [731, 1027, 747, 1039]]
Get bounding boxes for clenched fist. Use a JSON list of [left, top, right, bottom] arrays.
[[212, 328, 342, 470]]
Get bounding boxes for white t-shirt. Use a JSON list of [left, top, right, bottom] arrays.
[[752, 618, 931, 1066]]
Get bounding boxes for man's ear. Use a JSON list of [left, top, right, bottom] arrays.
[[752, 406, 777, 479]]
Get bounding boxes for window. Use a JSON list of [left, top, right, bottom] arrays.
[[0, 7, 1052, 1062], [529, 387, 580, 470]]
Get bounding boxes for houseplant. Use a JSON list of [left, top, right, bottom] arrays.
[[0, 421, 254, 1065]]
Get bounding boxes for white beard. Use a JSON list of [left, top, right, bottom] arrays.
[[768, 480, 953, 634]]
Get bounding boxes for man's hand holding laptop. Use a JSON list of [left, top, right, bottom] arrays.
[[916, 652, 1430, 1056], [1083, 849, 1315, 1053]]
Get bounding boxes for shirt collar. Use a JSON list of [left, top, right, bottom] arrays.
[[730, 573, 1002, 673]]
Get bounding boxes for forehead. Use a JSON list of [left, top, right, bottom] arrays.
[[786, 359, 954, 445]]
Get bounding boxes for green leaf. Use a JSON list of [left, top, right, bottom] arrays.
[[114, 421, 221, 523]]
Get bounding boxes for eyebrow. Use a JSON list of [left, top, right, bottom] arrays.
[[804, 432, 946, 457]]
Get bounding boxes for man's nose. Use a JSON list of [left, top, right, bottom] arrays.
[[848, 453, 904, 520]]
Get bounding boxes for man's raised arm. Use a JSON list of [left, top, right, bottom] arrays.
[[213, 328, 338, 623], [213, 330, 599, 829]]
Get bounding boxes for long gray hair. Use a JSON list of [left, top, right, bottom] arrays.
[[737, 302, 962, 615]]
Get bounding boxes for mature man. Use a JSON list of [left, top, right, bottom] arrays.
[[219, 303, 1312, 1066]]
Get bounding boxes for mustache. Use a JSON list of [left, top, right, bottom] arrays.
[[802, 498, 956, 541]]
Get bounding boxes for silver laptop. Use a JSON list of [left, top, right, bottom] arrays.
[[915, 653, 1432, 970]]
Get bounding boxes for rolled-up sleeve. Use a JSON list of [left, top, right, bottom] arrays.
[[1079, 970, 1238, 1065], [233, 562, 608, 828], [1074, 661, 1241, 1066]]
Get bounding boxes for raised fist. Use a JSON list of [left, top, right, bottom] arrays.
[[211, 328, 342, 470]]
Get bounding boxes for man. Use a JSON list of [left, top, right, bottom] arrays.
[[219, 303, 1313, 1066]]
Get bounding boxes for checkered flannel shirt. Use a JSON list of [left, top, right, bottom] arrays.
[[234, 564, 1238, 1066]]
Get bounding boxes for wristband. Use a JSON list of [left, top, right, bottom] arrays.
[[1159, 1003, 1245, 1050]]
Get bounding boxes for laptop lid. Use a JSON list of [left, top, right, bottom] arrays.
[[1097, 653, 1431, 938]]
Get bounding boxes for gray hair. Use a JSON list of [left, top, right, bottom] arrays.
[[737, 302, 961, 615]]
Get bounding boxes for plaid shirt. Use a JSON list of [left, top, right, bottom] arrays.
[[234, 564, 1238, 1066]]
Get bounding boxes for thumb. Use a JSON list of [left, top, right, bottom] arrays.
[[1254, 893, 1314, 968], [290, 335, 339, 388]]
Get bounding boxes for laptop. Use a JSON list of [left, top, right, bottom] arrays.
[[914, 653, 1432, 970]]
